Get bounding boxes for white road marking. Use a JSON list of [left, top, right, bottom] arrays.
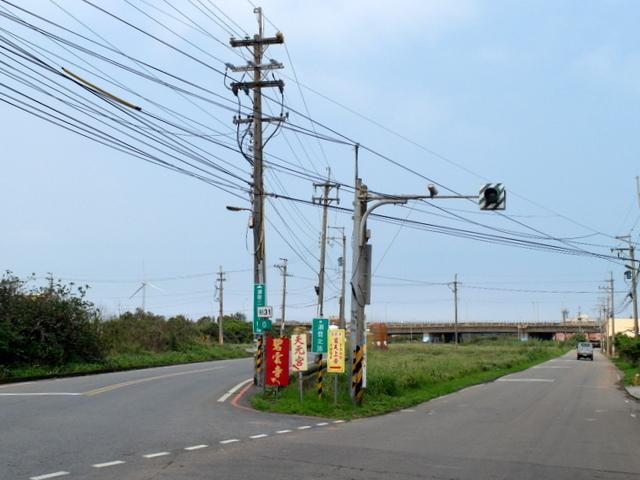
[[276, 429, 292, 434], [143, 452, 170, 458], [92, 460, 125, 468], [0, 393, 80, 396], [220, 439, 240, 444], [185, 444, 208, 451], [30, 472, 70, 480], [333, 420, 345, 423], [316, 422, 329, 426], [497, 378, 555, 382], [250, 434, 268, 439], [297, 425, 312, 430], [217, 378, 253, 402], [533, 366, 571, 369]]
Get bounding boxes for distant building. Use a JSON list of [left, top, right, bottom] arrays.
[[607, 317, 637, 337]]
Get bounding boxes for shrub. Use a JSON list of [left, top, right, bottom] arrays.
[[615, 334, 640, 367], [0, 272, 104, 368]]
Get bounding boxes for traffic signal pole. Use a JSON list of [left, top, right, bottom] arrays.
[[348, 180, 504, 405]]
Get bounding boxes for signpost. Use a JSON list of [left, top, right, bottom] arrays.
[[291, 333, 308, 402], [327, 329, 345, 373], [253, 284, 272, 334], [312, 318, 329, 353]]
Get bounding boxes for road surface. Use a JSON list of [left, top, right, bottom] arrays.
[[2, 350, 639, 479]]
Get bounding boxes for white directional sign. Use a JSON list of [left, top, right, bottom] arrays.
[[257, 306, 273, 318]]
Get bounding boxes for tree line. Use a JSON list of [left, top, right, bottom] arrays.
[[0, 272, 252, 372]]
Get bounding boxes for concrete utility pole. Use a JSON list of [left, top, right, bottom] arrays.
[[561, 308, 569, 341], [313, 174, 340, 318], [449, 274, 460, 344], [600, 273, 615, 356], [613, 236, 638, 337], [328, 226, 347, 330], [228, 8, 285, 387], [216, 267, 226, 344], [274, 259, 291, 336]]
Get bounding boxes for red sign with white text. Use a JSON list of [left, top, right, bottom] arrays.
[[266, 337, 290, 386]]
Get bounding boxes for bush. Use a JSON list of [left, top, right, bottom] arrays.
[[615, 334, 640, 367], [0, 272, 104, 368]]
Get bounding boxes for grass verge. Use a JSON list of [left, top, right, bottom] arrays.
[[252, 340, 570, 420], [610, 357, 640, 386], [2, 343, 251, 379]]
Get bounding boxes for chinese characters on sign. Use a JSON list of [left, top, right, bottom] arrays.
[[290, 334, 308, 372], [327, 329, 345, 373], [312, 318, 329, 353], [266, 337, 290, 386], [253, 284, 272, 334]]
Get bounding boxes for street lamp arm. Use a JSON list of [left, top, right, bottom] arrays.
[[361, 198, 408, 240]]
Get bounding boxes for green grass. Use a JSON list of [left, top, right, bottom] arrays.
[[610, 357, 640, 386], [252, 340, 570, 420], [2, 343, 252, 379]]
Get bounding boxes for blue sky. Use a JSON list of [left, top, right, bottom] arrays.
[[1, 1, 638, 325]]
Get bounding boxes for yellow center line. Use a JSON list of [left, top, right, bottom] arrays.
[[82, 366, 225, 396]]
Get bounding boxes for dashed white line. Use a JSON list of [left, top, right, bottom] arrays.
[[497, 378, 555, 382], [297, 425, 312, 430], [143, 452, 170, 458], [220, 439, 240, 444], [92, 460, 125, 468], [333, 420, 345, 424], [316, 422, 329, 426], [185, 444, 208, 451], [250, 434, 268, 439], [30, 472, 70, 480], [276, 429, 292, 434]]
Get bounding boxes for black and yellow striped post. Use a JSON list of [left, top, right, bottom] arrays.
[[254, 335, 263, 386], [351, 345, 364, 405], [317, 353, 324, 399]]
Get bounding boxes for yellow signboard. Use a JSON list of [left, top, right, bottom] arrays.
[[291, 334, 308, 372], [327, 329, 345, 373]]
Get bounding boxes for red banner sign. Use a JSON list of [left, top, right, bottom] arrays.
[[266, 337, 290, 386]]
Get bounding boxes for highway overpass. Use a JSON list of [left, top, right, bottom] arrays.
[[284, 321, 602, 342]]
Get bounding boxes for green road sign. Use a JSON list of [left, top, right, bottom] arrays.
[[253, 284, 271, 334], [312, 318, 329, 353]]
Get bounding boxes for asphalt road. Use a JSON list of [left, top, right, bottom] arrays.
[[3, 350, 639, 480], [0, 358, 328, 480]]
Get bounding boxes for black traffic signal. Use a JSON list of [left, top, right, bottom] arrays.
[[479, 183, 506, 210]]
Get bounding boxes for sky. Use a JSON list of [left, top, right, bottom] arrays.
[[1, 1, 639, 326]]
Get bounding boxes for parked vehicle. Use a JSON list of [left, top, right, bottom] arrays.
[[577, 342, 594, 361]]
